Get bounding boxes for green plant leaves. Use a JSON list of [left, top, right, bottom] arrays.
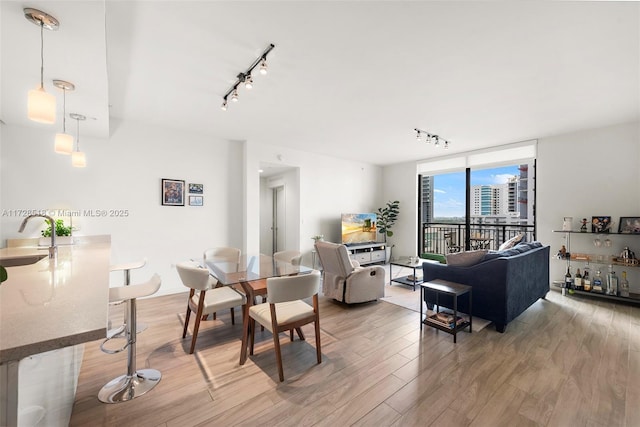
[[377, 200, 400, 238], [0, 266, 7, 283], [41, 219, 72, 237]]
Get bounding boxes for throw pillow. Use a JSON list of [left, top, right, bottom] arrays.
[[446, 249, 488, 267], [420, 253, 447, 264], [498, 233, 524, 251]]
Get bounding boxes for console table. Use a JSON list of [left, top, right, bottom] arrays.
[[345, 243, 386, 265]]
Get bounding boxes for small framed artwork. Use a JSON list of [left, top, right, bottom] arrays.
[[189, 183, 203, 194], [161, 179, 185, 206], [618, 217, 640, 234], [189, 195, 203, 206], [591, 216, 612, 233]]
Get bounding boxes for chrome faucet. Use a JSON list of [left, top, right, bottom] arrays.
[[19, 214, 57, 259]]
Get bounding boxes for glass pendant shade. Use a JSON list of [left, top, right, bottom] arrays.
[[72, 151, 86, 168], [28, 86, 56, 124], [54, 133, 73, 154]]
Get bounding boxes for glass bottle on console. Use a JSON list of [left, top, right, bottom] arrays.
[[592, 269, 604, 293], [582, 267, 591, 292], [620, 271, 630, 297], [606, 265, 618, 296], [574, 268, 583, 291]]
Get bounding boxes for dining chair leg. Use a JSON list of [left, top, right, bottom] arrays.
[[182, 289, 195, 339], [295, 328, 305, 340], [249, 318, 256, 355], [182, 305, 191, 339], [273, 330, 284, 382], [189, 293, 206, 354], [290, 329, 294, 341], [314, 318, 322, 364], [239, 309, 250, 365], [231, 307, 235, 325], [314, 296, 322, 364]]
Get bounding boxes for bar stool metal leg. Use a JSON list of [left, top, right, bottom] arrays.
[[107, 266, 148, 338], [98, 297, 161, 403]]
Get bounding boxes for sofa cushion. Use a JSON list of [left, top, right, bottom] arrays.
[[498, 233, 525, 250], [482, 241, 544, 261], [446, 249, 488, 267]]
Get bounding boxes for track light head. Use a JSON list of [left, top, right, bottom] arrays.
[[415, 128, 450, 149], [259, 58, 268, 75], [221, 99, 228, 111], [221, 44, 274, 111]]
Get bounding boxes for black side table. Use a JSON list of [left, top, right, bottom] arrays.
[[419, 279, 472, 343]]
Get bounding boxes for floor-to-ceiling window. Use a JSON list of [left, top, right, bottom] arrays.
[[418, 142, 536, 255]]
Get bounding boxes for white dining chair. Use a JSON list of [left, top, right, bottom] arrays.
[[248, 270, 321, 382], [177, 261, 246, 354]]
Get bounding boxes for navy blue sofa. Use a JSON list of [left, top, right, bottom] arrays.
[[422, 242, 550, 333]]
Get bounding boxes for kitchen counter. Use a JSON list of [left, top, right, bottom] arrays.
[[0, 236, 111, 363]]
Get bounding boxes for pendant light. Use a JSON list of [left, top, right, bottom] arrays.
[[24, 8, 59, 124], [53, 80, 75, 154], [70, 113, 87, 168]]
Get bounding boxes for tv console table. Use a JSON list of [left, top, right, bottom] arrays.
[[345, 243, 386, 265]]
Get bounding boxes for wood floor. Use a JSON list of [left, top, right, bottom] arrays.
[[70, 286, 640, 427]]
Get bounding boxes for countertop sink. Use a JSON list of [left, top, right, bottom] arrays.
[[0, 255, 47, 268]]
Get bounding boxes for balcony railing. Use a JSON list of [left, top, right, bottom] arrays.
[[422, 222, 536, 254]]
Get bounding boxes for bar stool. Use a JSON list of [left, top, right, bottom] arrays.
[[98, 274, 162, 403], [106, 259, 147, 338]]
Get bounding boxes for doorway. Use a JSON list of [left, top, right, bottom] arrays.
[[272, 185, 285, 255]]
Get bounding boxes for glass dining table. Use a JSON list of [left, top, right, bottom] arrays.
[[204, 254, 313, 365]]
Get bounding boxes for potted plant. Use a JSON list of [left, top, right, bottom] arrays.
[[377, 200, 400, 262], [39, 218, 74, 246]]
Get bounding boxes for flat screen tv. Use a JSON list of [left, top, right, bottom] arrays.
[[341, 213, 378, 245]]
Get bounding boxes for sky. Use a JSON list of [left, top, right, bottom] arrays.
[[433, 165, 519, 218]]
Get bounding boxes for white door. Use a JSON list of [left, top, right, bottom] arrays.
[[272, 186, 285, 254]]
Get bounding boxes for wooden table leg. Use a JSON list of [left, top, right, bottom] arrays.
[[239, 282, 253, 365]]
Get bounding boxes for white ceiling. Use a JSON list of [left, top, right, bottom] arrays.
[[2, 1, 638, 166]]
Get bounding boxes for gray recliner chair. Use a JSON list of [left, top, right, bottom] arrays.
[[314, 241, 385, 304]]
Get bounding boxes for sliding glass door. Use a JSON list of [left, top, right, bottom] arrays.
[[419, 161, 535, 255]]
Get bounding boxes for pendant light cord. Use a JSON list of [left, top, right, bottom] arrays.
[[62, 89, 66, 132], [75, 118, 80, 151], [39, 21, 44, 89]]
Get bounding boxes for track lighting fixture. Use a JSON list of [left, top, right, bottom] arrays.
[[70, 113, 87, 168], [221, 43, 275, 111], [53, 80, 75, 155], [24, 8, 59, 124], [414, 128, 450, 149]]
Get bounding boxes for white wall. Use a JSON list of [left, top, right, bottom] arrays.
[[380, 161, 419, 259], [537, 121, 640, 288], [246, 140, 382, 266], [0, 121, 243, 295]]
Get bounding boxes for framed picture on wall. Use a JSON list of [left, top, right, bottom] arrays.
[[189, 183, 203, 194], [591, 216, 612, 233], [618, 217, 640, 234], [189, 195, 203, 206], [161, 178, 185, 206]]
